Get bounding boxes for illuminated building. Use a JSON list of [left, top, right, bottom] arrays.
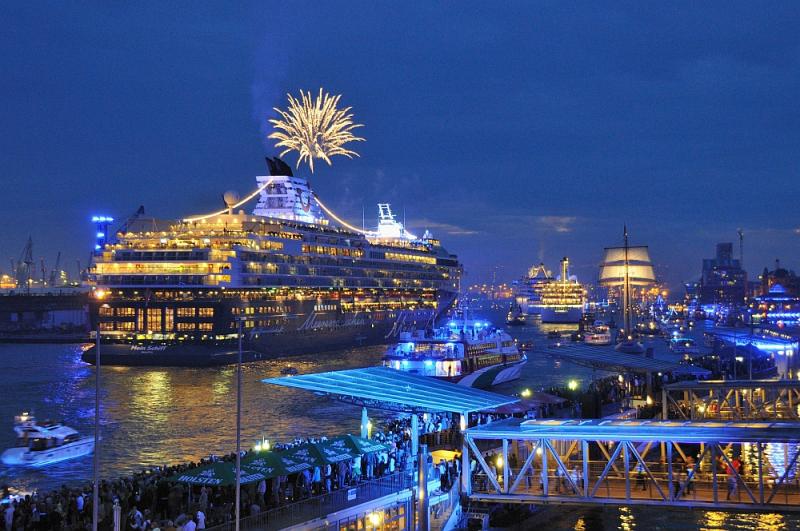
[[749, 284, 800, 327], [758, 260, 800, 297], [699, 242, 747, 305], [84, 157, 461, 366]]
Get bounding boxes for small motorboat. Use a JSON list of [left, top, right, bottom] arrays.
[[585, 325, 613, 346], [506, 303, 526, 326], [2, 413, 94, 467], [280, 366, 299, 376], [615, 339, 646, 355]]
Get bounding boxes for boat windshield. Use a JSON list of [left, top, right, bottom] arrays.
[[29, 438, 52, 452]]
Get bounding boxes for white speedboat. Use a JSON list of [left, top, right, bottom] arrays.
[[2, 414, 94, 467]]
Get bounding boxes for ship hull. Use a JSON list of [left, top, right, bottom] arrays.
[[82, 310, 422, 367], [539, 307, 583, 323]]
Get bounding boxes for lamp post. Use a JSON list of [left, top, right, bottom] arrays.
[[235, 318, 243, 531], [93, 303, 109, 531]]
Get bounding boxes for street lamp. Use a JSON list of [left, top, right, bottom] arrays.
[[235, 317, 243, 531], [93, 303, 109, 531]]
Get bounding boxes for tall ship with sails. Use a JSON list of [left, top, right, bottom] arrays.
[[83, 157, 461, 366], [598, 227, 656, 354]]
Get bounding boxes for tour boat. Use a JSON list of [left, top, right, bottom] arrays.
[[584, 325, 613, 346], [2, 413, 94, 467], [383, 315, 526, 389]]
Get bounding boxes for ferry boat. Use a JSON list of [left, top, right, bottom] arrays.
[[83, 158, 461, 366], [383, 316, 526, 388], [1, 413, 94, 467], [536, 258, 586, 323], [584, 324, 613, 346]]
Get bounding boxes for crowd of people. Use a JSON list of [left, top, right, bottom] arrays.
[[0, 412, 470, 531]]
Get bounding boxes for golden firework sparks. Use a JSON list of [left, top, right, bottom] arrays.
[[269, 89, 365, 172]]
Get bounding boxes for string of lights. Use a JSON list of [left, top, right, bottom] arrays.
[[311, 194, 373, 235], [182, 178, 275, 222]]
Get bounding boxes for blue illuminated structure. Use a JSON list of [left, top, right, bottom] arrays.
[[263, 366, 518, 414], [91, 215, 114, 252], [463, 417, 800, 512]]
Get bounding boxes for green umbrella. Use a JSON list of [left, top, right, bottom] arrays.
[[311, 439, 360, 463], [241, 451, 290, 479], [169, 461, 267, 486], [274, 444, 327, 473], [329, 435, 390, 456]]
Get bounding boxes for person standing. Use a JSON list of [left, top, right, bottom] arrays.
[[4, 501, 13, 531]]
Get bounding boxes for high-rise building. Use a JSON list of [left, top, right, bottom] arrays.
[[698, 242, 747, 305]]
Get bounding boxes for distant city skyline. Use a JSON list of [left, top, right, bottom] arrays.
[[1, 3, 799, 291]]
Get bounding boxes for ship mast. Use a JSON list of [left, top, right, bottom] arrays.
[[623, 226, 631, 337]]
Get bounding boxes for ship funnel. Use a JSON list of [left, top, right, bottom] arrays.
[[561, 257, 569, 282]]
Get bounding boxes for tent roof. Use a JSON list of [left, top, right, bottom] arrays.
[[543, 343, 711, 376], [263, 366, 519, 414], [466, 418, 800, 443]]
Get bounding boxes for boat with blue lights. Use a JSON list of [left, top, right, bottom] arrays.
[[383, 314, 526, 388], [82, 157, 461, 366]]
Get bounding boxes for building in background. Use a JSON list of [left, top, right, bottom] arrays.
[[758, 260, 800, 297], [698, 243, 747, 306]]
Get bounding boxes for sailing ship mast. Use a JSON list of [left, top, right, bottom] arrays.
[[623, 225, 631, 337]]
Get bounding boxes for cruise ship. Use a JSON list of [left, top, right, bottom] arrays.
[[83, 158, 461, 366], [512, 263, 553, 317], [536, 257, 586, 323]]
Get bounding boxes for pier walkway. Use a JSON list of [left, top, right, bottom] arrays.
[[463, 418, 800, 512], [542, 342, 711, 377], [663, 379, 800, 421]]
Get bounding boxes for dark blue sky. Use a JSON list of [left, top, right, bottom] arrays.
[[2, 2, 799, 289]]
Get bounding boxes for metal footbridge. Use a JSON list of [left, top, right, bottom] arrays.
[[462, 418, 800, 512]]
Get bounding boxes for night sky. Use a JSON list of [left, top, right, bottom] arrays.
[[2, 3, 799, 290]]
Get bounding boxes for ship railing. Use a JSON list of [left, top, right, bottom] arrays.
[[205, 471, 412, 531]]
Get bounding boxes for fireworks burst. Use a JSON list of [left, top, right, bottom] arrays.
[[269, 89, 365, 173]]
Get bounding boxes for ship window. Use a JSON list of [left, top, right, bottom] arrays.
[[164, 309, 174, 331], [177, 322, 196, 331], [177, 308, 195, 318], [198, 323, 213, 331], [147, 308, 163, 333], [99, 322, 114, 331], [117, 308, 135, 317], [99, 306, 114, 316], [117, 322, 135, 331], [198, 308, 214, 317]]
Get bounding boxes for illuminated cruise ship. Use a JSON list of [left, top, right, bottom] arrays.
[[83, 158, 461, 366], [536, 257, 586, 323]]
